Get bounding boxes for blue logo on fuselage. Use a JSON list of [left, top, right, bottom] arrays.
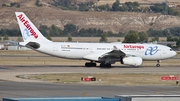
[[145, 46, 158, 55]]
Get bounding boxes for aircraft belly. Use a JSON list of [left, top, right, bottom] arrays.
[[143, 54, 162, 60]]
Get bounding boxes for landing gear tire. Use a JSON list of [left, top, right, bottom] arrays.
[[106, 63, 111, 67], [156, 64, 160, 67], [100, 63, 105, 67], [100, 63, 111, 68], [85, 62, 96, 67]]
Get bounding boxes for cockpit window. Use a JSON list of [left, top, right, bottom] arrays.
[[170, 49, 173, 51]]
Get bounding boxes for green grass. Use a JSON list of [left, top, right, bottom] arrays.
[[17, 73, 180, 86]]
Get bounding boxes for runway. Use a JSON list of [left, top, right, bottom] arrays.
[[1, 65, 180, 101], [1, 80, 180, 99]]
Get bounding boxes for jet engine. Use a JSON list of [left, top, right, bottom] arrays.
[[121, 56, 142, 66]]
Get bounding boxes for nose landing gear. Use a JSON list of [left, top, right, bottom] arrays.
[[156, 60, 161, 67]]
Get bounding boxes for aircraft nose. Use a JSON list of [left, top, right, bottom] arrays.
[[171, 51, 177, 57], [172, 51, 177, 57]]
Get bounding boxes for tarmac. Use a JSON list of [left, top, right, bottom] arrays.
[[1, 65, 180, 101]]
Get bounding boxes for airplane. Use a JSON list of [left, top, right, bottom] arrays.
[[15, 12, 177, 67]]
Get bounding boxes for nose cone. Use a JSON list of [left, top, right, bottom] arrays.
[[172, 51, 177, 57]]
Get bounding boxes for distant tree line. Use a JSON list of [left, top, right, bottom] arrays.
[[110, 0, 178, 16], [150, 3, 178, 15], [147, 27, 180, 37], [123, 30, 148, 43], [2, 2, 20, 8], [50, 0, 94, 11], [49, 0, 179, 16], [1, 24, 180, 37], [0, 29, 20, 36], [123, 30, 180, 48], [0, 24, 124, 38], [166, 35, 180, 48], [1, 0, 42, 8], [1, 0, 179, 16], [1, 24, 180, 47], [111, 0, 140, 12], [38, 24, 126, 37], [39, 24, 180, 38]]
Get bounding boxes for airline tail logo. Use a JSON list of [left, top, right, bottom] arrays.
[[17, 14, 38, 39]]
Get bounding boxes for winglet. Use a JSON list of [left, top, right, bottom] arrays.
[[15, 12, 51, 42]]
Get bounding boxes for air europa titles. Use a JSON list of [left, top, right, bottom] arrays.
[[18, 14, 38, 39], [124, 45, 144, 49]]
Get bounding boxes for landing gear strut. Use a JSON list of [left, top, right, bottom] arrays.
[[156, 60, 161, 67]]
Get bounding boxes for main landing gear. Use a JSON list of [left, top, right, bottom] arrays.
[[85, 62, 96, 67], [85, 61, 112, 68], [100, 63, 111, 68], [156, 60, 161, 67]]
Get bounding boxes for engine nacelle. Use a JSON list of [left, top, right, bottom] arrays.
[[121, 57, 142, 66]]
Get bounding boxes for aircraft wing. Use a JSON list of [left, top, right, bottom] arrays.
[[83, 46, 126, 61], [99, 49, 126, 59]]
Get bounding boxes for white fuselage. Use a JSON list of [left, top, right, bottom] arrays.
[[35, 42, 176, 61]]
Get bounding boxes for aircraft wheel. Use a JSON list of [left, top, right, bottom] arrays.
[[85, 63, 91, 67], [156, 64, 160, 67], [92, 63, 96, 67], [105, 63, 111, 67], [100, 63, 111, 68], [85, 62, 96, 67], [100, 63, 105, 67]]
